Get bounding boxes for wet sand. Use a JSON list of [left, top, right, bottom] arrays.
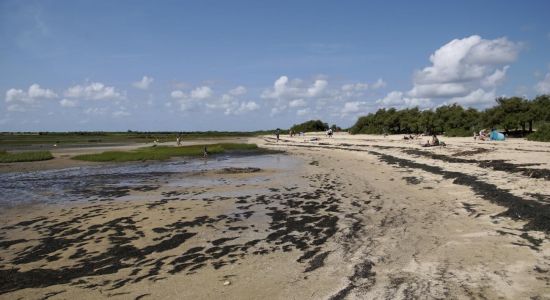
[[1, 135, 550, 299]]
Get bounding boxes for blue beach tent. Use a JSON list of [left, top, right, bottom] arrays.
[[490, 130, 505, 141]]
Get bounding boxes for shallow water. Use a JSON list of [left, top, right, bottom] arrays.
[[0, 154, 299, 207]]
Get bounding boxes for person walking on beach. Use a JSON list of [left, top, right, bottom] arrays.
[[276, 128, 280, 142]]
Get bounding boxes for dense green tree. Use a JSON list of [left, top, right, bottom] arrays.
[[349, 94, 550, 137], [290, 120, 329, 133], [330, 124, 342, 131], [532, 95, 550, 125], [419, 110, 436, 134], [495, 97, 530, 133]]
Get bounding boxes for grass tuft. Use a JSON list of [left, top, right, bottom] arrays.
[[72, 143, 263, 162], [0, 150, 54, 163]]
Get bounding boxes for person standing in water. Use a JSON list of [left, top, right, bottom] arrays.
[[203, 146, 208, 158]]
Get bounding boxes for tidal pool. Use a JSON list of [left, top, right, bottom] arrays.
[[0, 154, 300, 207]]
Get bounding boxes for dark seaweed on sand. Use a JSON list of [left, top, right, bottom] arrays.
[[268, 140, 550, 233], [0, 165, 348, 294]]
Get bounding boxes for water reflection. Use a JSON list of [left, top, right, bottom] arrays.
[[0, 154, 297, 207]]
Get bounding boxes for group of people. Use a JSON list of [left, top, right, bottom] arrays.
[[273, 128, 449, 147]]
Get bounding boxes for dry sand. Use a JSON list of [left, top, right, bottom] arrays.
[[1, 134, 549, 299]]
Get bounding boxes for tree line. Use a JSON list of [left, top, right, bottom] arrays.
[[349, 95, 550, 139], [290, 120, 328, 133]]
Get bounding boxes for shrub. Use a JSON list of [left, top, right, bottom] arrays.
[[527, 123, 550, 142], [444, 128, 473, 137]]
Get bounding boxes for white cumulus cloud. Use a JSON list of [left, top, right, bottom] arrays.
[[132, 76, 154, 90], [482, 66, 509, 87], [262, 76, 291, 99], [289, 99, 307, 108], [205, 86, 259, 115], [307, 79, 328, 97], [28, 84, 57, 99], [190, 86, 213, 99], [5, 89, 26, 103], [373, 35, 520, 110], [340, 101, 366, 115], [262, 76, 328, 100], [340, 78, 385, 93], [65, 82, 125, 100], [262, 76, 330, 116], [171, 90, 186, 99], [170, 85, 214, 112], [413, 36, 520, 86], [228, 86, 247, 96], [447, 89, 496, 107], [5, 84, 57, 104], [341, 83, 369, 92], [371, 78, 387, 89], [409, 35, 520, 102], [377, 91, 432, 109], [232, 101, 259, 115], [409, 83, 469, 98]]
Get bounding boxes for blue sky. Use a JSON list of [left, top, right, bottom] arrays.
[[1, 0, 549, 131]]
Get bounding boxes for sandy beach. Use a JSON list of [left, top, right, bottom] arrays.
[[1, 134, 549, 299]]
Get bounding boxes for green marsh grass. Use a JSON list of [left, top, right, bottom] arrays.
[[72, 143, 263, 162], [0, 150, 54, 163]]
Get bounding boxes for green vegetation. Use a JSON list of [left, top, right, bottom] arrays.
[[527, 123, 550, 142], [350, 95, 550, 137], [290, 120, 329, 133], [0, 131, 273, 147], [0, 150, 53, 163], [72, 143, 261, 162], [330, 124, 342, 131]]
